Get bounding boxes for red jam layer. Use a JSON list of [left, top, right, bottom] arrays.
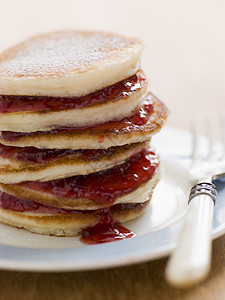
[[0, 144, 74, 164], [0, 72, 146, 113], [1, 93, 154, 142], [0, 143, 116, 164], [19, 147, 159, 205], [0, 191, 143, 215]]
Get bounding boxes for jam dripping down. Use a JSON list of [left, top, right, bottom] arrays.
[[18, 147, 159, 205], [81, 208, 135, 244], [0, 72, 146, 113], [1, 93, 154, 142]]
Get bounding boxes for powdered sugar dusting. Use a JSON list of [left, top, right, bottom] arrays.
[[0, 31, 140, 79]]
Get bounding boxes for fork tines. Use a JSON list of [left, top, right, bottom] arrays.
[[189, 116, 225, 182]]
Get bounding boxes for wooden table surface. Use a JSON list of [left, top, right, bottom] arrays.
[[1, 236, 225, 300], [1, 0, 225, 299]]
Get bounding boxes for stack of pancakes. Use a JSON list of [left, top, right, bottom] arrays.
[[0, 31, 167, 237]]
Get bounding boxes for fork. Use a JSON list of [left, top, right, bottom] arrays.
[[165, 117, 225, 288]]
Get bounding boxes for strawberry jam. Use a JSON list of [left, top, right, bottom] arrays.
[[0, 144, 75, 163], [19, 147, 159, 205], [0, 192, 71, 214], [0, 71, 146, 113], [81, 209, 135, 244], [0, 143, 116, 164], [0, 191, 147, 215], [1, 93, 155, 142]]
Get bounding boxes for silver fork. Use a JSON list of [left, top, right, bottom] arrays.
[[165, 117, 225, 288]]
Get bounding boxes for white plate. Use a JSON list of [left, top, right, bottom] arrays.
[[0, 127, 225, 272]]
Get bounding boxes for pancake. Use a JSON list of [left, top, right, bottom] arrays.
[[0, 72, 147, 132], [0, 142, 147, 184], [0, 198, 149, 237], [0, 157, 160, 210], [0, 31, 143, 97], [0, 94, 168, 149]]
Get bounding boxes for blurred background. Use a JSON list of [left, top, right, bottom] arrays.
[[0, 0, 225, 130]]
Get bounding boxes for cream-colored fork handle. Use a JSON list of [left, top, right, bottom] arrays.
[[165, 194, 214, 288]]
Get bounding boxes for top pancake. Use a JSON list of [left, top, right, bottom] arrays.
[[0, 31, 143, 97]]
